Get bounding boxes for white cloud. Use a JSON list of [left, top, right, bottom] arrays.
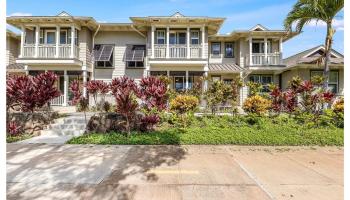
[[8, 12, 32, 17], [307, 19, 344, 31], [97, 20, 107, 23]]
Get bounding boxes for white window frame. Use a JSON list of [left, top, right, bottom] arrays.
[[60, 30, 68, 44], [252, 40, 272, 53], [39, 29, 44, 44], [211, 42, 221, 56], [190, 31, 199, 45], [156, 30, 165, 44], [45, 30, 56, 44], [310, 70, 339, 93]]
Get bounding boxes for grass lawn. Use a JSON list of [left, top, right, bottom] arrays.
[[7, 134, 33, 143], [67, 115, 343, 146]]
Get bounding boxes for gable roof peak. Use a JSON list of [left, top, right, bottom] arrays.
[[250, 24, 268, 31], [171, 12, 185, 18], [57, 11, 71, 17]]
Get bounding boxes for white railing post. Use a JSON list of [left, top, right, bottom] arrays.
[[166, 27, 170, 58], [20, 26, 25, 58], [279, 37, 283, 64], [63, 70, 68, 106], [56, 26, 60, 58], [187, 27, 190, 59], [201, 26, 205, 59], [151, 26, 155, 59], [34, 26, 39, 58], [70, 25, 75, 58], [249, 37, 252, 66], [264, 37, 268, 65]]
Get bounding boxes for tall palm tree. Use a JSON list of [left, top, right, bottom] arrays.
[[284, 0, 343, 90]]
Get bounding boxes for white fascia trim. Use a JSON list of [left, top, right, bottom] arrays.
[[302, 46, 343, 59], [16, 59, 82, 65], [149, 60, 207, 65]]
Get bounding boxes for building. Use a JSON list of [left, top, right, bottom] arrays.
[[6, 11, 344, 106]]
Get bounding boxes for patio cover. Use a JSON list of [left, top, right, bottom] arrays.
[[209, 63, 245, 72]]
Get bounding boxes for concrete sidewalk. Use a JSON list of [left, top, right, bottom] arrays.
[[7, 144, 343, 200]]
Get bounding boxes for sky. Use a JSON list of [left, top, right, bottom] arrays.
[[6, 0, 344, 58]]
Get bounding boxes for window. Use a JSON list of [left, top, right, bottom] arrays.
[[94, 44, 114, 68], [224, 79, 232, 84], [169, 33, 176, 44], [212, 75, 221, 82], [67, 29, 79, 45], [252, 40, 272, 53], [39, 29, 44, 44], [45, 30, 56, 44], [211, 42, 221, 56], [60, 30, 67, 44], [125, 45, 145, 68], [191, 31, 199, 45], [249, 74, 273, 93], [310, 70, 339, 93], [178, 32, 186, 44], [174, 76, 185, 91], [225, 43, 234, 57], [157, 30, 165, 44], [169, 32, 187, 44]]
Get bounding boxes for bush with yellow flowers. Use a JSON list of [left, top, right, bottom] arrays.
[[170, 95, 199, 114], [243, 95, 271, 115], [332, 98, 344, 114]]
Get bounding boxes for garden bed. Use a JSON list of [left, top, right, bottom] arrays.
[[68, 115, 343, 146]]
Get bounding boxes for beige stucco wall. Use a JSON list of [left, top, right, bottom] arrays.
[[6, 36, 20, 66], [94, 31, 146, 81]]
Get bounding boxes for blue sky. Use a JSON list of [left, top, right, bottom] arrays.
[[7, 0, 344, 58]]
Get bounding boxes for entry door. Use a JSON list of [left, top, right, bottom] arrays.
[[174, 76, 185, 91]]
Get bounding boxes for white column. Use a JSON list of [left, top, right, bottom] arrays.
[[19, 26, 25, 58], [63, 70, 68, 106], [185, 70, 189, 89], [151, 26, 155, 59], [279, 37, 283, 64], [249, 37, 252, 66], [83, 69, 87, 98], [55, 26, 60, 58], [201, 26, 205, 59], [166, 27, 170, 58], [34, 26, 39, 58], [167, 70, 170, 89], [204, 65, 209, 91], [24, 65, 29, 75], [187, 27, 190, 59], [70, 25, 75, 58], [264, 37, 268, 65]]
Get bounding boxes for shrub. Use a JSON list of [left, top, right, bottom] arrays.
[[170, 95, 199, 114], [69, 79, 82, 106], [243, 95, 271, 115], [102, 101, 111, 112], [140, 114, 160, 132], [86, 80, 100, 105], [7, 121, 22, 136], [205, 81, 232, 114], [333, 98, 344, 113], [247, 81, 262, 96], [139, 76, 168, 112]]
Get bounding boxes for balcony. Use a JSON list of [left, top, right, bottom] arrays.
[[154, 44, 202, 59], [22, 44, 79, 59], [246, 53, 282, 66]]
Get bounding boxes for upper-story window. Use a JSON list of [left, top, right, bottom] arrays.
[[94, 44, 114, 68], [169, 32, 186, 45], [191, 31, 199, 45], [126, 45, 146, 68], [211, 42, 221, 56], [37, 28, 78, 45], [225, 43, 234, 58], [252, 39, 271, 53], [60, 30, 68, 44], [157, 30, 165, 44], [45, 30, 56, 44]]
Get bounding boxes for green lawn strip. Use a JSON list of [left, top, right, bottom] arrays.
[[67, 118, 343, 146], [6, 134, 33, 143]]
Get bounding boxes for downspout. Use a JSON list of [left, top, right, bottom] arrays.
[[92, 24, 100, 80]]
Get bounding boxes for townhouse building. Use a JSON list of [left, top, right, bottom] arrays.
[[6, 11, 344, 106]]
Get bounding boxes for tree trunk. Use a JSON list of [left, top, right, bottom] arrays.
[[323, 22, 335, 90]]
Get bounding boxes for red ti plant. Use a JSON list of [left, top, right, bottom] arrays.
[[269, 86, 283, 113], [140, 114, 160, 132], [7, 121, 22, 136], [139, 76, 168, 112], [69, 79, 82, 106], [282, 89, 298, 113], [6, 75, 21, 111], [14, 75, 38, 112], [97, 81, 110, 107], [86, 80, 100, 105], [111, 76, 139, 136], [33, 72, 61, 109]]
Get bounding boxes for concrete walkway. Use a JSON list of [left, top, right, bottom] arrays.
[[7, 144, 343, 200]]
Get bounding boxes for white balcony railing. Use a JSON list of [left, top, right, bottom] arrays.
[[50, 95, 65, 106], [22, 44, 79, 59], [153, 44, 202, 59], [247, 53, 282, 66]]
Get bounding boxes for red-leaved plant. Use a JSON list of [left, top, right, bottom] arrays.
[[69, 79, 82, 106], [7, 121, 22, 136], [139, 76, 168, 112]]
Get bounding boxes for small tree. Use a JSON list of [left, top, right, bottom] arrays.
[[205, 81, 232, 114], [86, 80, 100, 106], [33, 72, 61, 110], [111, 76, 139, 136], [170, 95, 199, 127], [69, 80, 82, 106], [139, 76, 168, 112]]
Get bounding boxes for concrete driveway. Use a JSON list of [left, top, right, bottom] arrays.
[[7, 144, 343, 200]]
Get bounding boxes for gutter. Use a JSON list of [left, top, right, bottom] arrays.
[[92, 24, 100, 80]]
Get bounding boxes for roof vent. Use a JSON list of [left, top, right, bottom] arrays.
[[57, 11, 71, 17], [171, 12, 185, 18]]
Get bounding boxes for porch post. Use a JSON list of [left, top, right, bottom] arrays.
[[185, 70, 189, 89], [201, 26, 205, 59], [187, 27, 190, 59], [166, 26, 170, 58], [204, 65, 209, 91], [264, 37, 268, 65], [248, 36, 252, 66], [239, 72, 244, 106], [151, 26, 155, 59], [70, 25, 75, 58], [82, 68, 87, 98], [167, 70, 170, 89], [63, 70, 68, 106], [279, 37, 283, 64], [34, 26, 39, 58], [24, 65, 29, 75], [55, 26, 60, 58], [19, 26, 25, 58]]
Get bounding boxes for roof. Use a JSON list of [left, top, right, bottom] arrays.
[[283, 45, 344, 67], [6, 29, 20, 39], [209, 63, 245, 72]]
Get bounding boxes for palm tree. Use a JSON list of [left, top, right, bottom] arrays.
[[284, 0, 343, 90]]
